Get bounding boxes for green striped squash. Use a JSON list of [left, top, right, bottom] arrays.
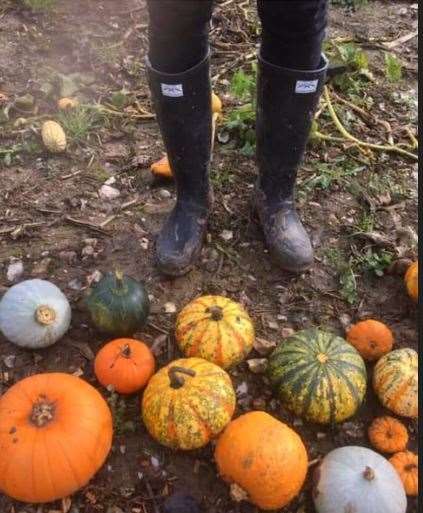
[[268, 328, 367, 424]]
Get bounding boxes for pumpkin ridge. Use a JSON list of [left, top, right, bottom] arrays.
[[221, 318, 248, 351], [55, 433, 82, 490], [327, 362, 361, 408], [42, 430, 59, 501], [322, 365, 337, 424], [301, 366, 323, 419], [272, 361, 317, 389], [186, 318, 214, 357], [186, 399, 212, 438]]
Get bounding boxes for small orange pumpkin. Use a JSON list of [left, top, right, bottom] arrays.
[[215, 411, 308, 511], [94, 338, 155, 394], [389, 451, 418, 496], [404, 261, 418, 302], [368, 416, 409, 453], [0, 373, 113, 503], [346, 319, 394, 361]]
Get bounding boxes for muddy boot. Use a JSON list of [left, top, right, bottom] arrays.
[[256, 54, 328, 272], [147, 54, 212, 276]]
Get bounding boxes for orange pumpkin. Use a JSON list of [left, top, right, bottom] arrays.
[[368, 416, 409, 453], [404, 261, 418, 302], [0, 373, 113, 503], [389, 451, 418, 496], [215, 411, 308, 511], [94, 338, 155, 394], [346, 319, 394, 361]]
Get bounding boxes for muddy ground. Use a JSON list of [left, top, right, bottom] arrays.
[[0, 0, 418, 512]]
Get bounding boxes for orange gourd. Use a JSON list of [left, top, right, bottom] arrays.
[[94, 338, 155, 394], [215, 411, 308, 511], [404, 261, 418, 302], [389, 451, 418, 496], [368, 416, 409, 453], [346, 319, 394, 361], [0, 373, 113, 503]]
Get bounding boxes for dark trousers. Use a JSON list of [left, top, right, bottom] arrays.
[[147, 0, 328, 73]]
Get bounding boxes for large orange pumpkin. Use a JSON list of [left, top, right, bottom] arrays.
[[142, 357, 236, 450], [94, 338, 155, 394], [373, 348, 418, 418], [215, 411, 308, 511], [404, 261, 418, 302], [346, 319, 394, 361], [175, 295, 255, 369], [0, 373, 113, 503]]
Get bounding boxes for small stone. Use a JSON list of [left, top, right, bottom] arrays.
[[316, 432, 327, 440], [230, 483, 249, 502], [338, 313, 352, 331], [151, 456, 160, 468], [7, 261, 24, 282], [247, 358, 268, 374], [119, 445, 126, 454], [158, 188, 171, 199], [86, 269, 103, 285], [253, 337, 277, 356], [236, 381, 248, 396], [267, 320, 279, 331], [84, 238, 98, 247], [293, 418, 303, 427], [281, 327, 295, 338], [252, 397, 266, 410], [104, 176, 116, 185], [99, 184, 120, 200], [140, 237, 149, 250], [219, 229, 233, 241], [31, 257, 52, 276], [59, 251, 77, 264], [81, 245, 95, 257], [3, 355, 16, 369], [68, 278, 83, 290], [164, 302, 177, 314]]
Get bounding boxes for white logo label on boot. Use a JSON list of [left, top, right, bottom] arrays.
[[295, 79, 319, 94], [161, 83, 184, 97]]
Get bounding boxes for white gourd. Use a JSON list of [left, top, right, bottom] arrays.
[[313, 446, 407, 513], [0, 279, 71, 348]]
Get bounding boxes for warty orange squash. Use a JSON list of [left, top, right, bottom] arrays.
[[389, 451, 418, 496], [142, 357, 235, 450], [346, 319, 394, 361], [404, 261, 418, 302], [175, 295, 254, 369], [0, 373, 113, 503]]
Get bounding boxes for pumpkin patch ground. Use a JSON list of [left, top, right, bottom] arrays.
[[0, 1, 417, 512]]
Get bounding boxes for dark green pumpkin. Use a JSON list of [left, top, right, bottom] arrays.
[[267, 328, 367, 425], [85, 271, 150, 336]]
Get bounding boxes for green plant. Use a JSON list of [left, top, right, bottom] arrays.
[[224, 66, 257, 156], [210, 167, 234, 188], [357, 249, 393, 277], [385, 53, 403, 82], [23, 0, 56, 11], [57, 106, 107, 143], [328, 42, 371, 94]]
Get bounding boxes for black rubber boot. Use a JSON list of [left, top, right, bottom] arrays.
[[256, 54, 328, 272], [146, 54, 212, 276]]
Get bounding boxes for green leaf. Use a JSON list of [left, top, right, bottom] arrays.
[[385, 53, 402, 82]]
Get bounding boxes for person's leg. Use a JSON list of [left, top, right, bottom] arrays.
[[255, 0, 328, 272], [146, 1, 214, 276]]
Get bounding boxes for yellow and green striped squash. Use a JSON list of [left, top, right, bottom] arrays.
[[373, 348, 418, 418], [175, 295, 255, 369], [268, 328, 367, 424], [141, 357, 236, 450]]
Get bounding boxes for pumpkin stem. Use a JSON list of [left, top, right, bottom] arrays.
[[114, 269, 124, 287], [363, 466, 375, 481], [30, 397, 56, 427], [168, 366, 196, 389], [35, 305, 56, 326], [316, 353, 328, 364], [121, 344, 132, 358], [207, 305, 224, 322]]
